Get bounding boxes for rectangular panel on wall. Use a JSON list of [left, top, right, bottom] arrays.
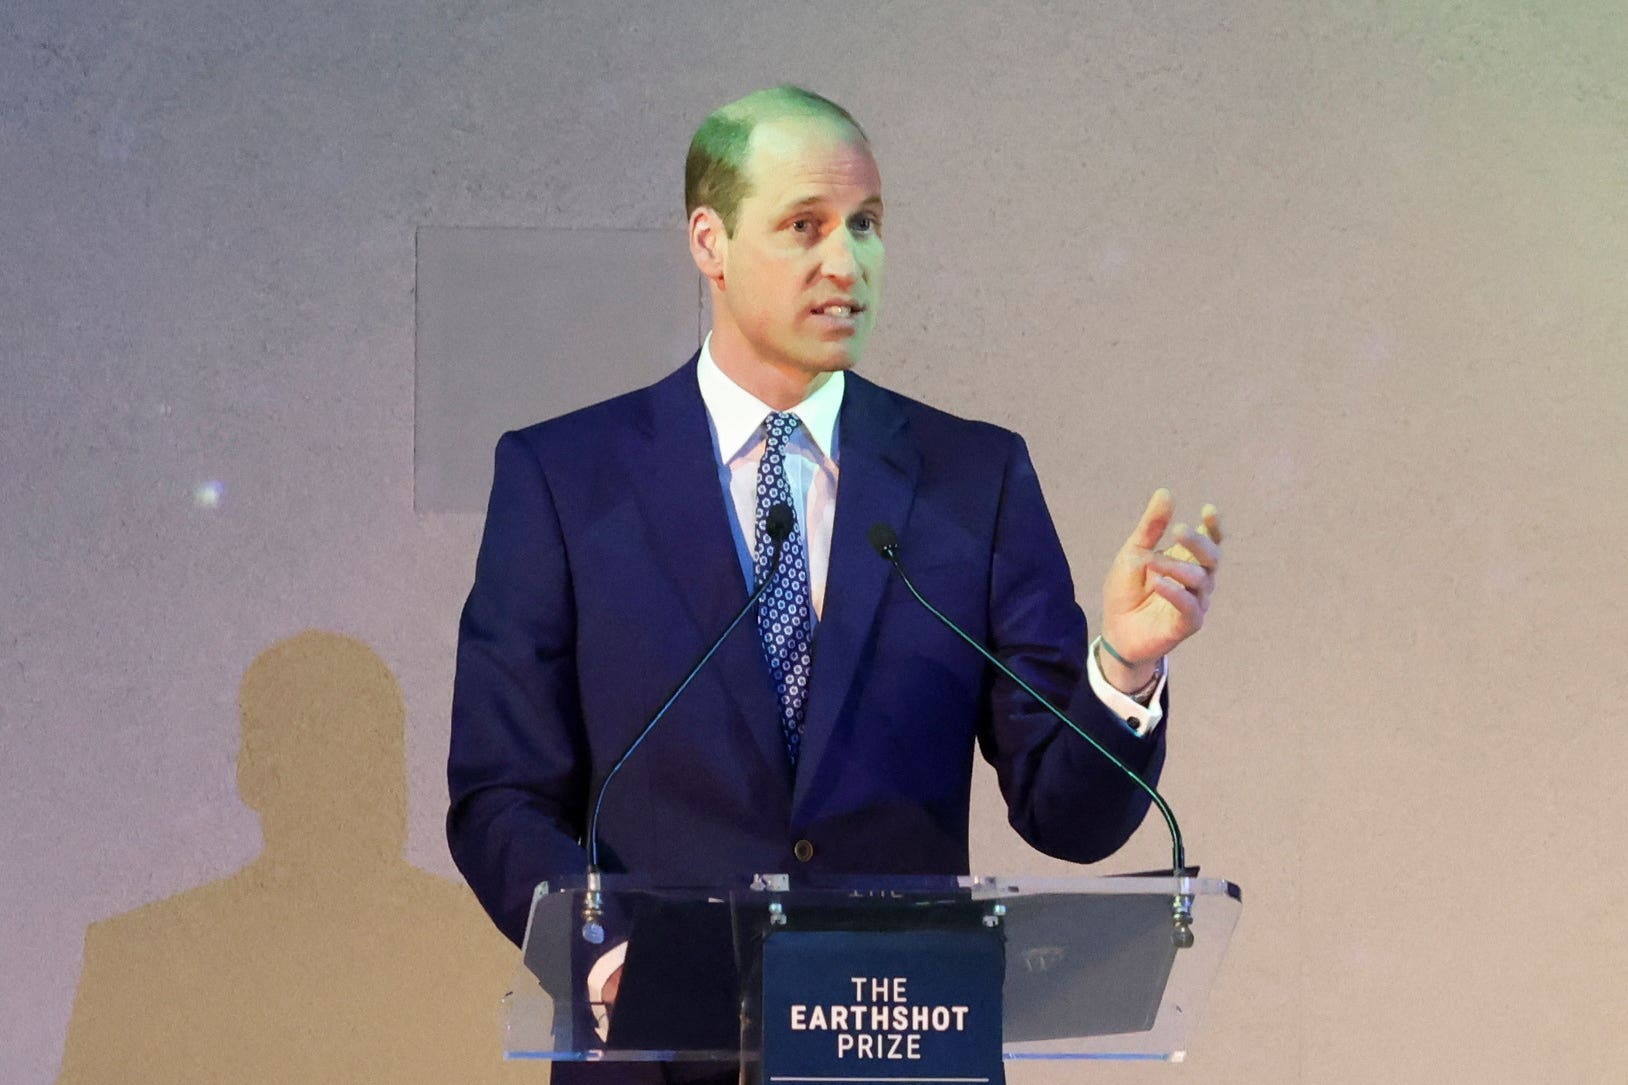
[[414, 227, 703, 512]]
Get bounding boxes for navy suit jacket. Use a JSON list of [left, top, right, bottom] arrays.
[[448, 354, 1165, 946]]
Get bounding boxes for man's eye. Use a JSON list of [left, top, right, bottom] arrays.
[[791, 218, 814, 233], [852, 214, 877, 234]]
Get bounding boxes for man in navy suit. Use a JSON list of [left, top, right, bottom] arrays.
[[447, 85, 1223, 1078]]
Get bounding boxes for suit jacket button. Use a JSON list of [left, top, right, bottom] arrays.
[[793, 839, 815, 863]]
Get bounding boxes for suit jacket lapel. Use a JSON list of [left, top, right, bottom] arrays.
[[793, 375, 919, 811], [625, 355, 790, 789]]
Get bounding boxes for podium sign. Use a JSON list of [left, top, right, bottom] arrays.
[[761, 929, 1003, 1084]]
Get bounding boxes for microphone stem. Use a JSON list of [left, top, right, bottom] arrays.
[[586, 537, 785, 870], [889, 559, 1187, 877]]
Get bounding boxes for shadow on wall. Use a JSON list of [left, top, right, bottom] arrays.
[[56, 630, 528, 1083]]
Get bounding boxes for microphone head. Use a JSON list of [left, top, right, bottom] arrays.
[[867, 522, 900, 559], [766, 502, 795, 542]]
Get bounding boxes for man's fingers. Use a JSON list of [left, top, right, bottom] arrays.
[[1172, 524, 1221, 570], [1199, 503, 1223, 546], [1151, 575, 1205, 625], [1148, 554, 1210, 594], [1126, 493, 1222, 564], [1125, 488, 1174, 550]]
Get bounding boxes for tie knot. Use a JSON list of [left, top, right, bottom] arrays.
[[763, 411, 802, 451]]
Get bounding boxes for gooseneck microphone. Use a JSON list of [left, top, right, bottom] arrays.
[[580, 502, 796, 943], [866, 522, 1197, 948]]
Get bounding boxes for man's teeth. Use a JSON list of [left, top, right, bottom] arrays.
[[820, 306, 853, 316]]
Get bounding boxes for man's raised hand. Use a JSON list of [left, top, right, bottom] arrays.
[[1098, 489, 1223, 690]]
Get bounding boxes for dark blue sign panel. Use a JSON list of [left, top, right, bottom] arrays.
[[762, 929, 1003, 1084]]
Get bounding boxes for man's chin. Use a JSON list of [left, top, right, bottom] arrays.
[[803, 340, 867, 373]]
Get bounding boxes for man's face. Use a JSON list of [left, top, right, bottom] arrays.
[[707, 116, 884, 383]]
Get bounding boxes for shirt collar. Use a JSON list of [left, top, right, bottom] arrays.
[[697, 332, 844, 462]]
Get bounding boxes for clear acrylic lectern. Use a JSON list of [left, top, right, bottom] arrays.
[[504, 873, 1240, 1068]]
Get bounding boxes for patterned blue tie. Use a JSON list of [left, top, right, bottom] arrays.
[[754, 412, 815, 765]]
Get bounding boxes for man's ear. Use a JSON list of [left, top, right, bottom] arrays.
[[688, 207, 727, 287]]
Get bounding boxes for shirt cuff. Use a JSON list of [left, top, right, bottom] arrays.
[[1085, 635, 1166, 736]]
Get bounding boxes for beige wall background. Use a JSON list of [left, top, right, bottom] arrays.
[[2, 1, 1622, 1082]]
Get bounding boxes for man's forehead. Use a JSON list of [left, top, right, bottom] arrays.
[[743, 115, 881, 201]]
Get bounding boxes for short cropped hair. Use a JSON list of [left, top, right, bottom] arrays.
[[685, 85, 869, 237]]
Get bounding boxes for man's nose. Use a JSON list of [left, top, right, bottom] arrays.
[[819, 229, 862, 284]]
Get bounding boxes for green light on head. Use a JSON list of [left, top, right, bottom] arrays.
[[685, 85, 870, 237]]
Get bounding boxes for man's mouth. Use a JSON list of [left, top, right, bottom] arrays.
[[811, 302, 864, 318]]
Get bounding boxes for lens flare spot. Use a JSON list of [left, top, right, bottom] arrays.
[[193, 481, 224, 509]]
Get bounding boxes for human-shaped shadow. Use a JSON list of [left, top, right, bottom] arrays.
[[57, 630, 527, 1083]]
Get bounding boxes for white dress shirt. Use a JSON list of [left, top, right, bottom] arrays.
[[694, 335, 1166, 735], [696, 336, 842, 622]]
